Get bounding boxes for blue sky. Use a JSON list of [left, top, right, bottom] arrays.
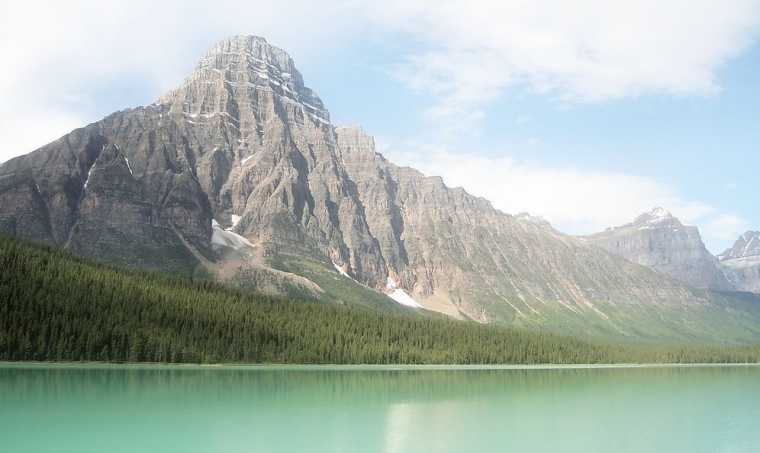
[[3, 0, 760, 252]]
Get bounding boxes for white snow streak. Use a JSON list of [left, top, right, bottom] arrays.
[[211, 219, 255, 250], [332, 261, 351, 278], [124, 156, 133, 176], [83, 166, 94, 189]]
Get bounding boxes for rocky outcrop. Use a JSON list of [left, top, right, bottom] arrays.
[[584, 208, 733, 291], [719, 232, 760, 293]]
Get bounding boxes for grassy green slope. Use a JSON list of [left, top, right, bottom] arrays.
[[503, 290, 760, 346]]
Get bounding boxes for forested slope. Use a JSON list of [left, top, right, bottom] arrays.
[[1, 236, 759, 364]]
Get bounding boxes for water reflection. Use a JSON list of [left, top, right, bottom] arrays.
[[0, 365, 759, 453]]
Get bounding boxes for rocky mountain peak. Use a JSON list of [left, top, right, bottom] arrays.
[[586, 208, 732, 290], [196, 35, 303, 88], [719, 231, 760, 261], [632, 207, 678, 228], [719, 231, 760, 293], [156, 35, 329, 125]]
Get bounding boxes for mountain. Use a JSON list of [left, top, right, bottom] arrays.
[[584, 208, 733, 291], [2, 35, 760, 344], [719, 231, 760, 293]]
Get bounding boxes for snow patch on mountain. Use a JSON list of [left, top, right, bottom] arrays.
[[385, 276, 423, 308], [211, 219, 255, 250], [228, 215, 242, 230]]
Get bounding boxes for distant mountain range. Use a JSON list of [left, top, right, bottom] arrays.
[[586, 208, 760, 295], [2, 35, 760, 344], [719, 231, 760, 293], [584, 207, 731, 290]]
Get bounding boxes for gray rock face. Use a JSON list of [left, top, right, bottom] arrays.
[[719, 232, 760, 293], [157, 35, 387, 285], [336, 130, 703, 321], [584, 208, 733, 291], [0, 121, 207, 273], [3, 35, 760, 342]]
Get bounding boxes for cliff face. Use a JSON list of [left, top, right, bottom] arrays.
[[2, 35, 760, 343], [719, 232, 760, 293], [0, 36, 384, 281], [584, 208, 733, 291], [335, 128, 706, 323]]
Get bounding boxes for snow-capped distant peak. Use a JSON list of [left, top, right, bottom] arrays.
[[648, 207, 672, 219], [742, 231, 760, 242], [633, 207, 676, 228], [722, 231, 760, 261]]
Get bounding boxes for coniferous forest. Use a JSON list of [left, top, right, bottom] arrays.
[[1, 235, 760, 365]]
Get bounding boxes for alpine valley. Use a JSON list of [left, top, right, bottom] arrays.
[[2, 35, 760, 346]]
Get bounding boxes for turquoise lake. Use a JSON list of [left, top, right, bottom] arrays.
[[1, 364, 759, 452]]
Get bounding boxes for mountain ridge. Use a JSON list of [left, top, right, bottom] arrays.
[[3, 35, 760, 343]]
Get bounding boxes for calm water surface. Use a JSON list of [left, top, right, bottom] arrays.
[[1, 364, 759, 452]]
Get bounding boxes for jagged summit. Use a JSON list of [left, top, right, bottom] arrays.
[[720, 231, 760, 293], [640, 206, 672, 219], [720, 231, 760, 261], [586, 208, 732, 290], [632, 207, 678, 228], [157, 35, 329, 125]]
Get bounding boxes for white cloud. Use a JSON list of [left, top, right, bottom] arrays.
[[369, 0, 760, 123], [4, 0, 760, 160], [381, 143, 745, 252], [703, 214, 750, 244], [0, 0, 364, 161], [0, 110, 85, 165], [0, 0, 754, 252]]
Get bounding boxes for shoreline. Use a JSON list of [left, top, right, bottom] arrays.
[[2, 361, 760, 371]]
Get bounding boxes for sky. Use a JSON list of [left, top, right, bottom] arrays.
[[2, 0, 760, 253]]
